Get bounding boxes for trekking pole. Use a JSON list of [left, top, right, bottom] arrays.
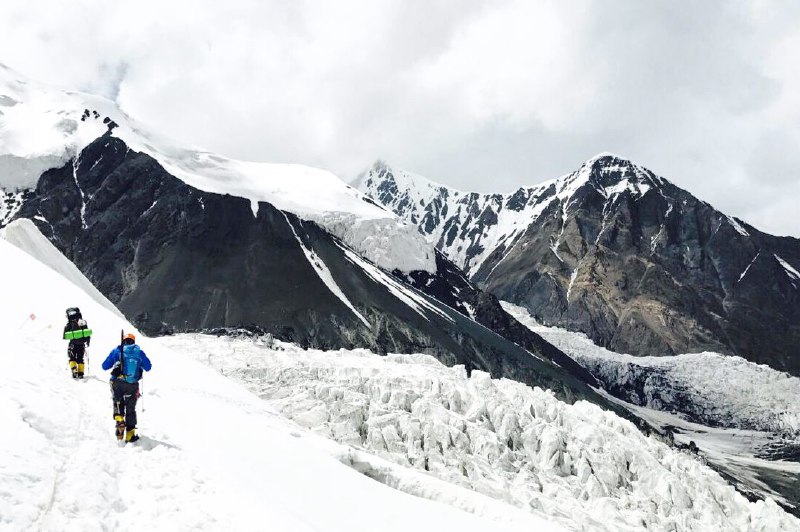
[[139, 379, 145, 438]]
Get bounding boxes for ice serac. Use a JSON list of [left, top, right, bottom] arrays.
[[158, 333, 800, 531], [503, 300, 800, 516], [358, 157, 800, 376]]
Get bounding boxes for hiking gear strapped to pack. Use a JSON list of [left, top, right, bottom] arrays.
[[63, 308, 91, 342], [110, 330, 124, 379], [64, 328, 93, 340]]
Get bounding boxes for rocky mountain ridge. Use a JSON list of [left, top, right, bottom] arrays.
[[356, 156, 800, 374]]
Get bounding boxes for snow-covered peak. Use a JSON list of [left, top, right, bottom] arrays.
[[0, 64, 371, 216], [355, 154, 671, 275], [571, 153, 665, 200], [0, 65, 435, 272], [583, 151, 623, 163], [357, 160, 468, 204], [359, 153, 665, 213]]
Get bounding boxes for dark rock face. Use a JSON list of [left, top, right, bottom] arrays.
[[358, 156, 800, 375], [397, 250, 598, 386], [10, 134, 617, 407]]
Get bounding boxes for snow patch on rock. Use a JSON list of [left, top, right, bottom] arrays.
[[0, 188, 27, 226], [727, 216, 751, 237], [775, 254, 800, 282]]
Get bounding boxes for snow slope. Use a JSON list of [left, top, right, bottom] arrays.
[[155, 333, 800, 531], [0, 64, 434, 272], [0, 238, 562, 531], [0, 218, 124, 318]]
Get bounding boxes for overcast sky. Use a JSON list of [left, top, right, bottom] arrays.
[[1, 0, 798, 236]]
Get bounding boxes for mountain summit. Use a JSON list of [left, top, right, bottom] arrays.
[[357, 157, 800, 374]]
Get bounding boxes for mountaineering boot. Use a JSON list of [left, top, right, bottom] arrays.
[[125, 428, 139, 443], [69, 360, 78, 378], [115, 415, 125, 441], [77, 363, 85, 379]]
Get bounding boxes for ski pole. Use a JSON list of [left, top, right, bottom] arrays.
[[139, 380, 144, 438]]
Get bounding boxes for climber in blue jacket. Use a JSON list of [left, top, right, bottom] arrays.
[[102, 332, 152, 443]]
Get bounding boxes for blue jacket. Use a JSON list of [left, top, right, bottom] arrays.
[[102, 344, 152, 383]]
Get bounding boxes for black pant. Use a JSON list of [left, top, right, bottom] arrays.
[[68, 341, 86, 364], [111, 380, 139, 430]]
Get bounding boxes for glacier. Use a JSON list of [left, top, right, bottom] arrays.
[[155, 332, 799, 531]]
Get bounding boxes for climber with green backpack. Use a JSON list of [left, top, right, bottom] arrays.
[[63, 307, 92, 379], [102, 331, 152, 443]]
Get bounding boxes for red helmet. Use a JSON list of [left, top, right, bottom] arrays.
[[123, 333, 136, 343]]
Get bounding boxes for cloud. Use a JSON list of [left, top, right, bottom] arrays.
[[0, 0, 797, 236]]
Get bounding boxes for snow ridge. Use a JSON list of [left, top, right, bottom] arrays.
[[0, 65, 435, 273], [728, 216, 751, 237], [775, 254, 800, 283]]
